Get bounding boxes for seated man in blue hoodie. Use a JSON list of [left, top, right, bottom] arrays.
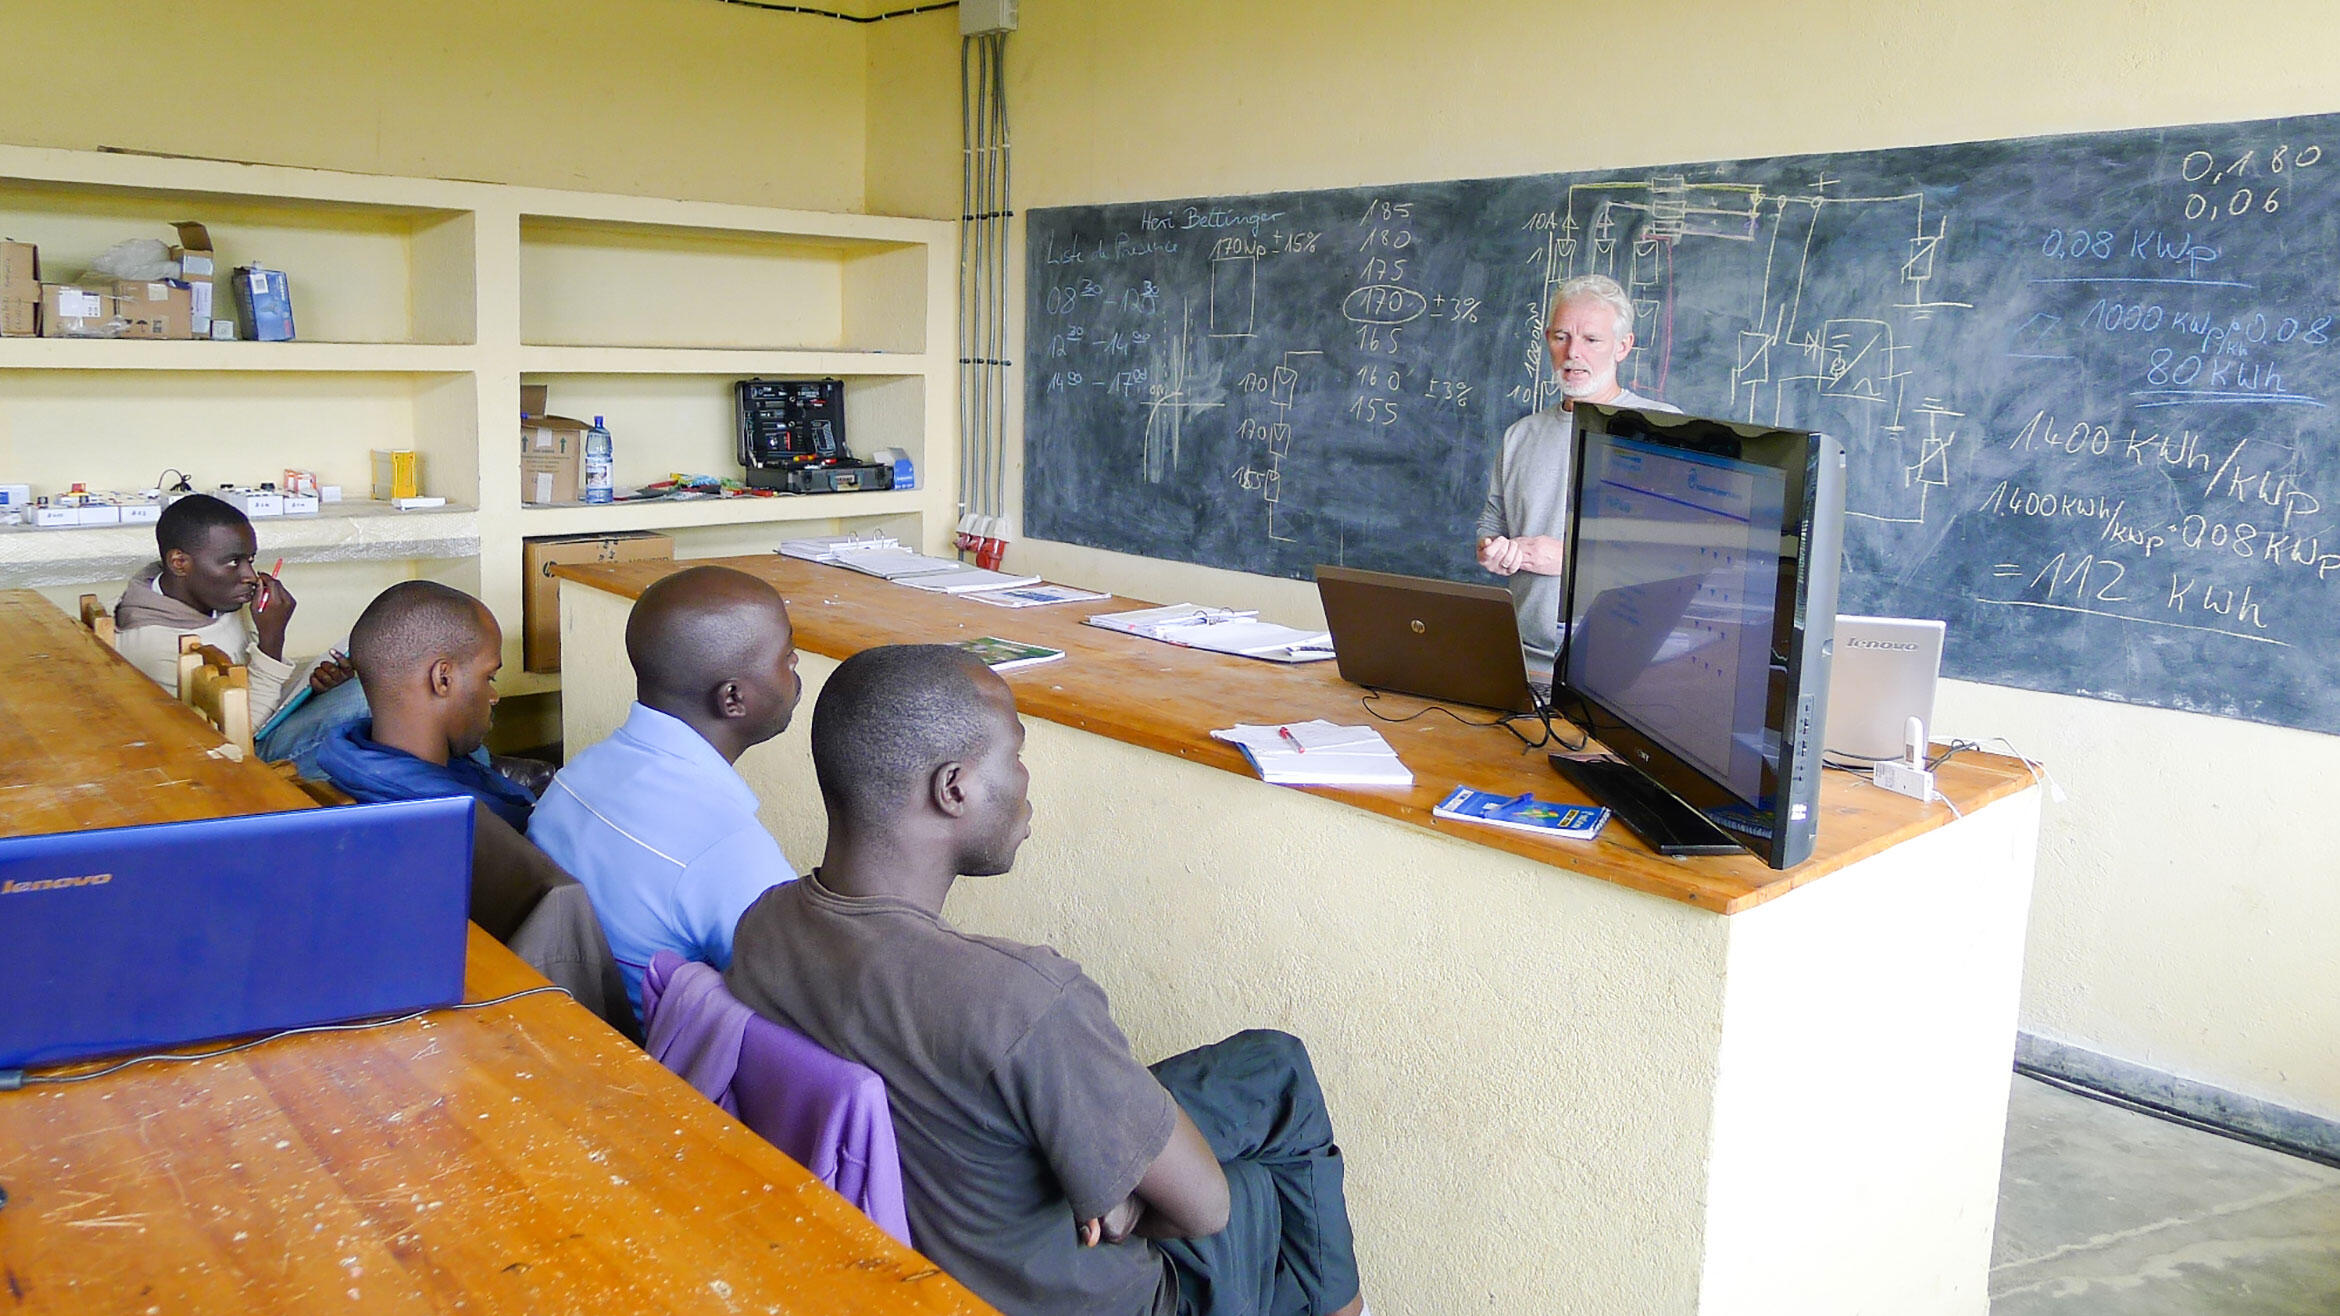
[[317, 580, 535, 831]]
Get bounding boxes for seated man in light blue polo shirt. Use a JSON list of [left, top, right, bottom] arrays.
[[529, 564, 805, 1022]]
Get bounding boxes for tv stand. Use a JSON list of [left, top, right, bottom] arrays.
[[1549, 755, 1745, 857]]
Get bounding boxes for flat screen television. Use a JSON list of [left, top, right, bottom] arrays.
[[1548, 404, 1844, 869]]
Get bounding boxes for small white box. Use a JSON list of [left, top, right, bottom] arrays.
[[118, 502, 161, 524], [281, 493, 321, 517], [0, 483, 29, 506], [76, 505, 122, 526], [31, 506, 78, 528], [319, 485, 344, 503], [222, 490, 286, 519], [391, 495, 447, 510]]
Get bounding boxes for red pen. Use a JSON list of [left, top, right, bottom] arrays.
[[1278, 725, 1305, 754], [257, 556, 283, 611]]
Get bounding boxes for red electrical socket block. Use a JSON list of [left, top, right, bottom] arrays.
[[974, 515, 1008, 570]]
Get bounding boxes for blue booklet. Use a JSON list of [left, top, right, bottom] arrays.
[[1432, 786, 1610, 840]]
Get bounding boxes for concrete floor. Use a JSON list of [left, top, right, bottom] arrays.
[[1992, 1075, 2340, 1314]]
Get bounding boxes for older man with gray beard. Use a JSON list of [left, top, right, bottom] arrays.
[[1475, 273, 1680, 675]]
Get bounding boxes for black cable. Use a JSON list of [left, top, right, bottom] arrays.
[[712, 0, 956, 21], [1357, 689, 1583, 753], [10, 985, 571, 1088], [1926, 739, 1983, 772]]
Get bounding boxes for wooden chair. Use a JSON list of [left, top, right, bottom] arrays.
[[268, 760, 355, 806], [177, 635, 253, 758], [77, 593, 117, 648]]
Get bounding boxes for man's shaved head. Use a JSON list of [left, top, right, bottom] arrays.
[[812, 645, 995, 820], [812, 644, 1032, 876], [349, 581, 504, 761], [626, 565, 802, 758], [350, 581, 496, 699]]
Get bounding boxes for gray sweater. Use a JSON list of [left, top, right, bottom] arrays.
[[1475, 389, 1677, 673]]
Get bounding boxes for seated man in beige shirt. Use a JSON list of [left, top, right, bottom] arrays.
[[112, 492, 351, 723]]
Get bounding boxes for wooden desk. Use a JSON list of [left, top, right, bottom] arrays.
[[557, 559, 2046, 1316], [552, 557, 2033, 912], [0, 590, 991, 1316]]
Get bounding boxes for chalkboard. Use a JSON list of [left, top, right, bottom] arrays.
[[1024, 114, 2340, 734]]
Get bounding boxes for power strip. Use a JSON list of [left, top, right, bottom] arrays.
[[1872, 759, 1936, 802]]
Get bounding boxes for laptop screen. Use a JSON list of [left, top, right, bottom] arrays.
[[0, 797, 474, 1069]]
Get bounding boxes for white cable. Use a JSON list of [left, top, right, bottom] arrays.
[[1982, 735, 2068, 803]]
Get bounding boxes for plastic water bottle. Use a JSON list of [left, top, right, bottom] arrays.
[[583, 415, 614, 505]]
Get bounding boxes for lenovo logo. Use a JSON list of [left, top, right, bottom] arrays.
[[1845, 637, 1920, 652], [1, 873, 113, 895]]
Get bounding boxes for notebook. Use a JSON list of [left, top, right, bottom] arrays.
[[1209, 720, 1414, 786], [776, 532, 900, 562], [957, 636, 1066, 671], [1314, 565, 1539, 713], [830, 549, 971, 580], [898, 564, 1044, 594], [1085, 604, 1335, 663], [0, 797, 475, 1070]]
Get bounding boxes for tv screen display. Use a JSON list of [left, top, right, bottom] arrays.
[[1556, 405, 1843, 868]]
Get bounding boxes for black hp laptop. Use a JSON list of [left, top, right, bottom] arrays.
[[1314, 565, 1540, 714]]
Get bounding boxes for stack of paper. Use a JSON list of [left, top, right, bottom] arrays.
[[899, 564, 1044, 594], [777, 532, 899, 562], [830, 548, 970, 580], [1210, 720, 1414, 786], [1085, 604, 1335, 664], [966, 583, 1114, 608], [821, 548, 1042, 594]]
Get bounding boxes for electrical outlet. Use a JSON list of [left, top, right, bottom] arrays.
[[961, 0, 1018, 34]]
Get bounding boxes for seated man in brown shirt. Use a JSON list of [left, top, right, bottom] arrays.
[[726, 645, 1366, 1316]]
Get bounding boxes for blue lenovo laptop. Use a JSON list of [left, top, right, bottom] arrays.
[[0, 797, 474, 1070]]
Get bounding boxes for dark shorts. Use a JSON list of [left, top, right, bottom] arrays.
[[1149, 1029, 1360, 1316]]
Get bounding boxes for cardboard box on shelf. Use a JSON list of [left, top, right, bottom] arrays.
[[170, 222, 218, 336], [521, 532, 674, 672], [112, 279, 195, 339], [40, 283, 125, 337], [521, 383, 549, 418], [233, 265, 295, 341], [519, 415, 591, 506], [371, 449, 421, 501], [2, 241, 37, 336]]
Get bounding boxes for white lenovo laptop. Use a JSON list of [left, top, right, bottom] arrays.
[[1823, 616, 1947, 763]]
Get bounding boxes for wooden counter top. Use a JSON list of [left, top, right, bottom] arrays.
[[0, 589, 991, 1315], [553, 558, 2039, 915]]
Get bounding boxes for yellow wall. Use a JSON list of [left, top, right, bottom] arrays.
[[8, 0, 2337, 1125], [861, 0, 2340, 1122], [0, 0, 868, 212]]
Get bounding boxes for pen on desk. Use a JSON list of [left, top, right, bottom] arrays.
[[1278, 725, 1306, 754], [256, 557, 284, 611]]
